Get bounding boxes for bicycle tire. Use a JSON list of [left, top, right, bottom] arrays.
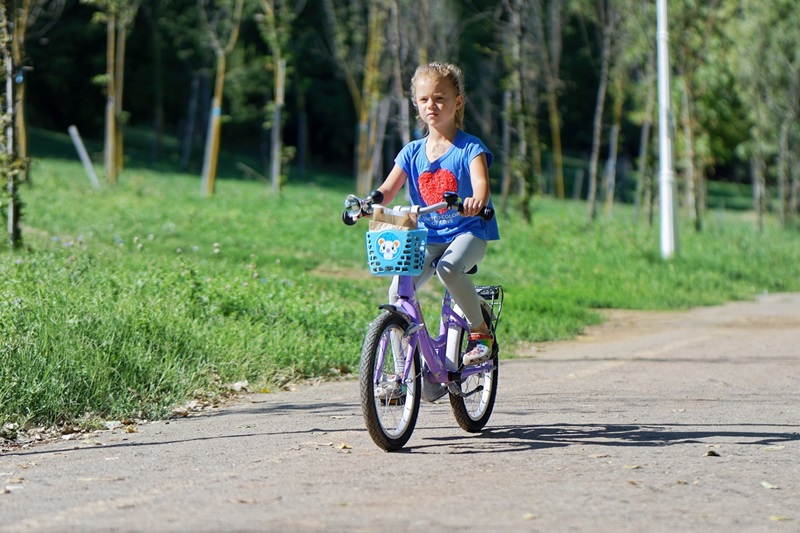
[[449, 303, 498, 432], [359, 312, 421, 451]]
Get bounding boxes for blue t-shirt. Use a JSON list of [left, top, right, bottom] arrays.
[[395, 129, 500, 245]]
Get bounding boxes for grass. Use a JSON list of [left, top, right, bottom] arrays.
[[2, 132, 800, 435]]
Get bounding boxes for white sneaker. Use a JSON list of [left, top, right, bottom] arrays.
[[375, 379, 405, 402], [463, 332, 494, 366]]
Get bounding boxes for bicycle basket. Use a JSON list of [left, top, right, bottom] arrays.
[[366, 228, 427, 276]]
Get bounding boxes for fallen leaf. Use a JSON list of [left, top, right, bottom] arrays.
[[761, 481, 780, 490], [705, 450, 720, 457], [763, 445, 786, 452], [590, 453, 610, 459], [522, 513, 538, 520], [336, 443, 352, 450], [124, 426, 137, 434], [770, 515, 792, 522], [623, 465, 642, 470]]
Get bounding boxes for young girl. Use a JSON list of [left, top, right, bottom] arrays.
[[373, 62, 500, 367]]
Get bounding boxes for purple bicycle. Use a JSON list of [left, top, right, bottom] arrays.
[[343, 191, 503, 451]]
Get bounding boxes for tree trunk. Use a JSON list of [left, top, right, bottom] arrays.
[[198, 0, 245, 197], [602, 124, 619, 216], [389, 0, 410, 147], [369, 98, 391, 188], [505, 0, 533, 222], [296, 90, 308, 179], [114, 19, 127, 175], [546, 89, 564, 198], [751, 154, 766, 232], [500, 90, 512, 213], [603, 75, 624, 217], [635, 49, 656, 223], [777, 117, 791, 227], [11, 0, 30, 184], [680, 79, 696, 218], [270, 58, 286, 193], [105, 13, 117, 185], [201, 52, 226, 196], [526, 82, 543, 197], [545, 0, 564, 198], [587, 23, 612, 222], [354, 2, 386, 196], [2, 4, 22, 247], [790, 150, 799, 221]]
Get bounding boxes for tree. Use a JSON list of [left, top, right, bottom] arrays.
[[257, 0, 305, 193], [198, 0, 245, 197], [625, 3, 657, 225], [11, 0, 66, 184], [322, 0, 389, 196], [733, 0, 800, 228], [670, 0, 725, 232], [1, 3, 23, 248], [82, 0, 142, 184], [585, 0, 621, 221], [533, 0, 566, 199], [500, 0, 541, 223]]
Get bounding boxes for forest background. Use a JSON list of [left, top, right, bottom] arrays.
[[5, 0, 799, 225]]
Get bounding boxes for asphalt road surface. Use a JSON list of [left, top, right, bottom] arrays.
[[2, 293, 800, 532]]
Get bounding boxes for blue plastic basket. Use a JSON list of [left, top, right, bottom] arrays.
[[366, 228, 427, 276]]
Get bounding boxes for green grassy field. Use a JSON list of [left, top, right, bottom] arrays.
[[3, 139, 800, 435]]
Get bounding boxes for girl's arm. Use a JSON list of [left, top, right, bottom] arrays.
[[376, 164, 407, 205], [463, 153, 490, 216]]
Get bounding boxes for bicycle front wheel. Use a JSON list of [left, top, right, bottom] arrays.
[[359, 312, 421, 451], [449, 303, 498, 432]]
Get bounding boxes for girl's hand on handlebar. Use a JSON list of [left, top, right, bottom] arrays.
[[461, 196, 487, 217]]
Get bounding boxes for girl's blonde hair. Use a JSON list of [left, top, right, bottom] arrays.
[[410, 62, 466, 130]]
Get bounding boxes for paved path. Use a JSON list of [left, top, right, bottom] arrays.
[[2, 293, 800, 532]]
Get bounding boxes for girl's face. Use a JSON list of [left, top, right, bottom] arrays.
[[414, 75, 463, 131]]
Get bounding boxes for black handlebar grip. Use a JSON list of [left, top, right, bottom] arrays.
[[342, 211, 358, 226], [368, 189, 384, 205], [455, 203, 495, 221]]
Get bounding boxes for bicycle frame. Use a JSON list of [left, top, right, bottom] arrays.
[[376, 273, 492, 390]]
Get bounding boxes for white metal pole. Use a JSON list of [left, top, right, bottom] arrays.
[[657, 0, 677, 259]]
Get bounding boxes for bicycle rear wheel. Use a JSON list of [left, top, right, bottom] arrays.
[[449, 303, 498, 432], [359, 312, 421, 451]]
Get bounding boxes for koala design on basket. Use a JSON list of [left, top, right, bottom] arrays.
[[377, 236, 402, 261]]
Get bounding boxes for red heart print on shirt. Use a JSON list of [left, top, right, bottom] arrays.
[[419, 168, 457, 213]]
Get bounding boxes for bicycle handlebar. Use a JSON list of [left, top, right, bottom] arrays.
[[342, 190, 494, 225]]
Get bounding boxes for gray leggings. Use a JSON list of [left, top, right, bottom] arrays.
[[389, 233, 488, 329]]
